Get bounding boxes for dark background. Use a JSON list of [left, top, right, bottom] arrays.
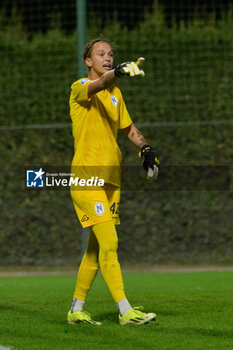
[[1, 0, 232, 33]]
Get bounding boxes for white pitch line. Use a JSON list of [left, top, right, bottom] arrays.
[[0, 346, 17, 350]]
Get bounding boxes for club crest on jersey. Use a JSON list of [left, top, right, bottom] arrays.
[[94, 202, 105, 216], [80, 79, 89, 85], [110, 94, 118, 107]]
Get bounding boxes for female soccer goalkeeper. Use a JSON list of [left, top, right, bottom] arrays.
[[67, 38, 160, 326]]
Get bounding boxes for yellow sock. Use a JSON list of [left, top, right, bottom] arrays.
[[92, 221, 126, 303], [73, 229, 99, 300]]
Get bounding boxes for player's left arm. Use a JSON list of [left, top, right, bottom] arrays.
[[123, 123, 160, 179], [123, 123, 147, 148]]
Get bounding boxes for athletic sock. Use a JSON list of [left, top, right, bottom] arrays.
[[116, 298, 132, 316], [92, 221, 126, 303], [71, 298, 85, 313]]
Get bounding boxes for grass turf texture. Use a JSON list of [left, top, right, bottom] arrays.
[[0, 272, 232, 350]]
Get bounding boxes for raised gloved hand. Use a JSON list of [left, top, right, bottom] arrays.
[[114, 57, 145, 77]]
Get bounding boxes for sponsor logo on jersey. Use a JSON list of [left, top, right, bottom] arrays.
[[110, 94, 118, 107], [94, 202, 105, 216], [81, 215, 89, 222], [80, 79, 89, 85], [26, 168, 44, 188]]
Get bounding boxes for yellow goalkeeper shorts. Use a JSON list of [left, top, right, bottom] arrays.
[[71, 183, 121, 228]]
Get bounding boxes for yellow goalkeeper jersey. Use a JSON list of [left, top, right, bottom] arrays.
[[69, 78, 132, 187]]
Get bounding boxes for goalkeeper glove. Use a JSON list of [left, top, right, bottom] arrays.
[[114, 57, 145, 77], [139, 144, 160, 180]]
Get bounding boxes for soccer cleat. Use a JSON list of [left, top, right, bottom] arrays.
[[119, 306, 156, 326], [67, 310, 101, 326]]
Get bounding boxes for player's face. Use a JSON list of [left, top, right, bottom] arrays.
[[86, 42, 114, 78]]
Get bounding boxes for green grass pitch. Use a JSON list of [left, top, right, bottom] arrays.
[[0, 271, 232, 350]]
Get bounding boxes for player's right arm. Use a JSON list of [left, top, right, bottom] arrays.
[[87, 57, 145, 99], [87, 70, 118, 99]]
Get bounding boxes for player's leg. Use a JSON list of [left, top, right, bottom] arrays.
[[73, 229, 99, 302], [91, 221, 134, 316], [92, 220, 156, 325], [92, 220, 126, 303], [67, 229, 101, 325]]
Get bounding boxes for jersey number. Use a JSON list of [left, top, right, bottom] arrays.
[[110, 202, 119, 215]]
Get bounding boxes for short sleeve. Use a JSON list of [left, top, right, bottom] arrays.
[[71, 78, 91, 103], [118, 94, 133, 129]]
